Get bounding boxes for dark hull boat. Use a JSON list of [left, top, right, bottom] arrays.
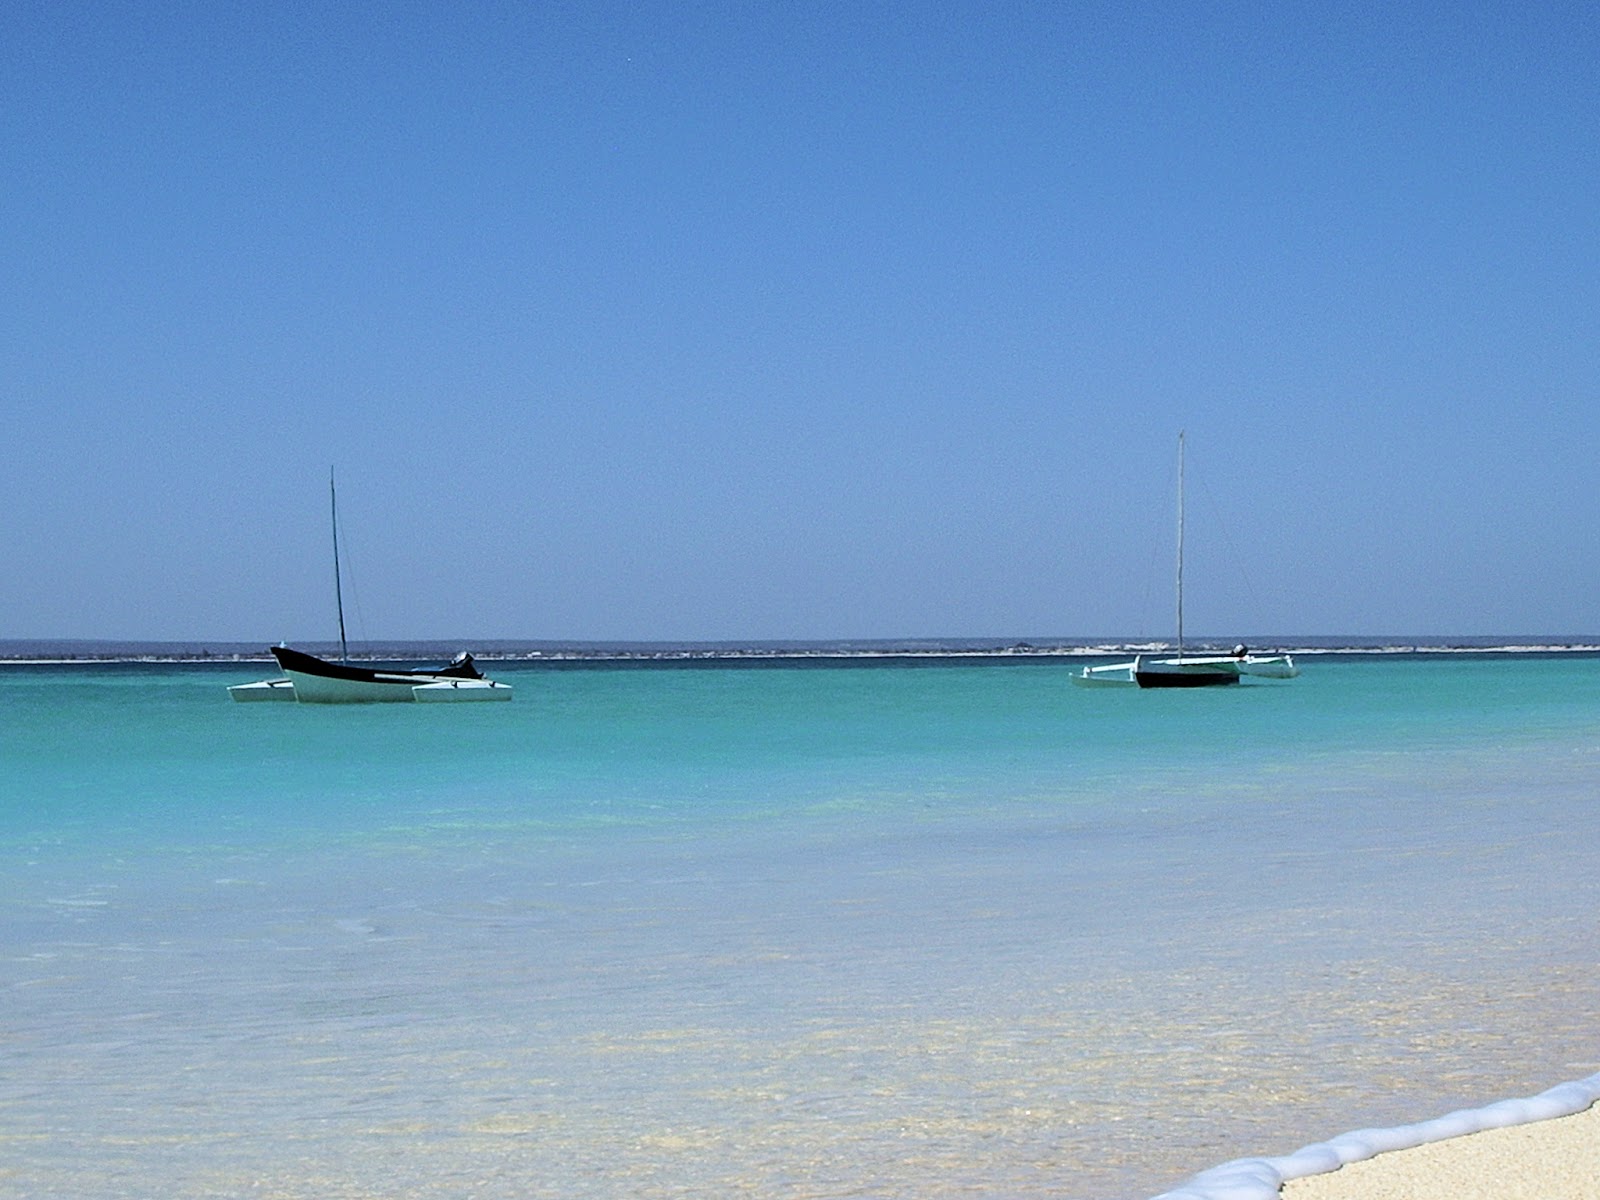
[[228, 472, 512, 703], [1072, 433, 1297, 689]]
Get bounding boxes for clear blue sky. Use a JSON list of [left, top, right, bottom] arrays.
[[5, 1, 1597, 642]]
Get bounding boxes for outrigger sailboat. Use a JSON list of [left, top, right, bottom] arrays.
[[1073, 433, 1298, 689], [229, 474, 512, 703], [255, 643, 510, 703]]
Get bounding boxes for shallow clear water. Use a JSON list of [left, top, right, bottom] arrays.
[[3, 654, 1599, 1198]]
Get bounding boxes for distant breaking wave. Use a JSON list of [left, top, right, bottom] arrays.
[[3, 636, 1597, 664]]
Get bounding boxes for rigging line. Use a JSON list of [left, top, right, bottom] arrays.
[[347, 549, 368, 649], [1134, 438, 1181, 646], [329, 469, 371, 658], [1192, 459, 1270, 634], [1176, 430, 1185, 658], [339, 507, 368, 650], [330, 469, 348, 663], [1145, 438, 1184, 652]]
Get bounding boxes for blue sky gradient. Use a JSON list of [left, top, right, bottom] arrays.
[[5, 2, 1597, 641]]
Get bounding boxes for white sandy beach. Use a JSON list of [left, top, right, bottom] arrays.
[[1156, 1074, 1600, 1200], [1282, 1101, 1600, 1199]]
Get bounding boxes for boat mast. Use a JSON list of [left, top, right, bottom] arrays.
[[1175, 431, 1185, 660], [331, 468, 349, 664]]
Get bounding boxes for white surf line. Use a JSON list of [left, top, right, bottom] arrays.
[[1149, 1071, 1600, 1200]]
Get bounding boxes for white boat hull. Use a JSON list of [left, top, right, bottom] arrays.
[[281, 668, 431, 703]]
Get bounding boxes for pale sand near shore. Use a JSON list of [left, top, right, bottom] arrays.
[[1282, 1101, 1600, 1200], [1153, 1074, 1600, 1200]]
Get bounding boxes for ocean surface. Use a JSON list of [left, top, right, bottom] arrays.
[[3, 648, 1599, 1198]]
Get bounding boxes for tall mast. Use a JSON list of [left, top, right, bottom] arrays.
[[331, 468, 349, 664], [1175, 431, 1185, 660]]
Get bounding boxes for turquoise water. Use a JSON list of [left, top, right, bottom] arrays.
[[4, 654, 1599, 1198]]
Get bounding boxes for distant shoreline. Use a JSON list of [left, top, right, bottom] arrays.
[[2, 637, 1597, 666]]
